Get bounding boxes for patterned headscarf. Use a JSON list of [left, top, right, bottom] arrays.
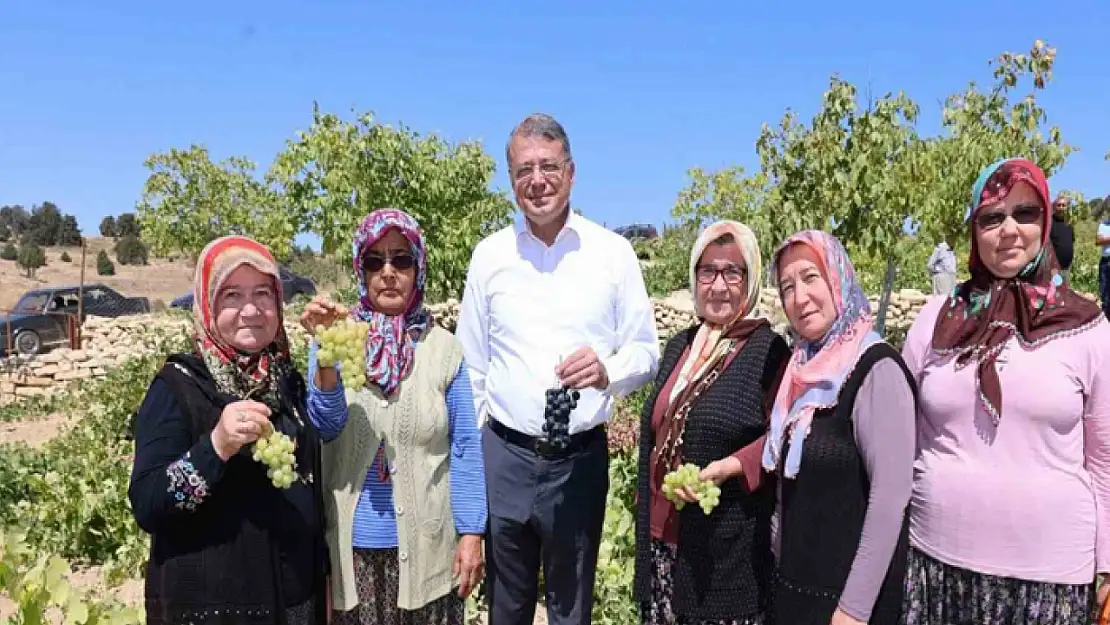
[[349, 208, 431, 397], [671, 220, 764, 403], [762, 230, 881, 479], [932, 157, 1102, 424], [649, 220, 769, 481], [193, 235, 290, 411]]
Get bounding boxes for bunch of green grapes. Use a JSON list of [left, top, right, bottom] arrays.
[[661, 463, 722, 514], [315, 319, 371, 384], [252, 428, 298, 489]]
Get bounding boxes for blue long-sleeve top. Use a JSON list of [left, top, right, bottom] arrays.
[[306, 341, 487, 548]]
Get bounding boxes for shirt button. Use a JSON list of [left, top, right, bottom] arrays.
[[395, 505, 403, 516], [399, 551, 408, 562]]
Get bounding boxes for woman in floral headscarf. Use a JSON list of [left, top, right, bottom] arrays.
[[129, 235, 329, 625], [632, 220, 790, 625], [301, 208, 487, 625], [900, 158, 1110, 625], [763, 230, 917, 625]]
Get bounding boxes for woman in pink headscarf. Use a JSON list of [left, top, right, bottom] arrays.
[[763, 230, 917, 625]]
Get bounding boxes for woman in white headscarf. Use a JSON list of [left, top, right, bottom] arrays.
[[632, 220, 790, 625]]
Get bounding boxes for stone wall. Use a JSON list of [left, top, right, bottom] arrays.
[[426, 287, 931, 339], [1, 289, 932, 403]]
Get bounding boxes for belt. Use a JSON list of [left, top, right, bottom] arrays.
[[489, 418, 605, 458]]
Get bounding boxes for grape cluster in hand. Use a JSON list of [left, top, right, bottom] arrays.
[[252, 428, 299, 489], [542, 386, 580, 451], [315, 319, 371, 384], [661, 463, 722, 514]]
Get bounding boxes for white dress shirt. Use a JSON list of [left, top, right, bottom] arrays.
[[456, 211, 660, 437]]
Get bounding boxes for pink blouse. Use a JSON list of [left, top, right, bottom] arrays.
[[902, 296, 1110, 584]]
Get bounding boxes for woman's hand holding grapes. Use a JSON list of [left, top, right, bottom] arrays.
[[211, 400, 273, 462]]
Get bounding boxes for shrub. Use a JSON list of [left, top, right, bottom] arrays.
[[59, 251, 72, 262], [114, 235, 148, 266], [0, 242, 16, 261], [96, 250, 115, 276], [16, 244, 46, 278]]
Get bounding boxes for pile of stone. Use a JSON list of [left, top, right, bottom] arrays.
[[1, 289, 935, 404], [0, 314, 190, 401]]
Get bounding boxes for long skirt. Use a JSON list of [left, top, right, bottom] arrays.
[[331, 547, 465, 625], [902, 547, 1094, 625], [641, 539, 764, 625]]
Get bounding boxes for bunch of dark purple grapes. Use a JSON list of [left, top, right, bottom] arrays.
[[542, 386, 580, 451]]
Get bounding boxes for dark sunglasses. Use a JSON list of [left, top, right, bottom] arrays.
[[361, 253, 415, 273], [975, 203, 1043, 231]]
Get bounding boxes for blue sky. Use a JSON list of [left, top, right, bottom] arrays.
[[2, 1, 1108, 244]]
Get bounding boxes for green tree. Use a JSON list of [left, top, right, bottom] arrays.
[[114, 235, 149, 265], [96, 250, 115, 276], [99, 216, 118, 238], [27, 202, 63, 246], [17, 244, 46, 278], [137, 145, 296, 260], [666, 40, 1074, 332], [115, 213, 141, 238], [269, 105, 514, 301], [914, 40, 1072, 247], [0, 241, 17, 261], [57, 215, 83, 247]]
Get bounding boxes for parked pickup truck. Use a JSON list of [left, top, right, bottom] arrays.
[[0, 284, 151, 356]]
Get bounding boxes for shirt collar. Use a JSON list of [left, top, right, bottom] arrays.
[[514, 207, 582, 244]]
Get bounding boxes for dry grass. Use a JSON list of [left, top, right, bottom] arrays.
[[0, 238, 195, 312]]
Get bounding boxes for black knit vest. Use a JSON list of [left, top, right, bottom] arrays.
[[773, 342, 914, 625], [142, 354, 329, 625], [634, 323, 790, 621]]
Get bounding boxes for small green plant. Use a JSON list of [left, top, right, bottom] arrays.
[[96, 250, 115, 276], [0, 242, 16, 261], [60, 251, 72, 263]]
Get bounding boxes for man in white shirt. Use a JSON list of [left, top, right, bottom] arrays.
[[456, 113, 659, 625]]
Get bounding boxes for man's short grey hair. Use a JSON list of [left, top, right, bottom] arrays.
[[505, 113, 573, 165]]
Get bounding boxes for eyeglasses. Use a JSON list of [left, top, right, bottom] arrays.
[[695, 265, 747, 285], [512, 158, 569, 182], [361, 253, 415, 273], [975, 203, 1043, 231]]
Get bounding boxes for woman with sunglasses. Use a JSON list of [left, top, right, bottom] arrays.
[[900, 158, 1110, 624], [300, 208, 487, 625]]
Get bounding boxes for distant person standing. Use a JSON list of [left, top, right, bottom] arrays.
[[456, 113, 660, 625], [1049, 194, 1075, 285], [1099, 215, 1110, 319], [926, 241, 957, 296]]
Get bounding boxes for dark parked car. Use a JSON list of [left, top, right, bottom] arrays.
[[169, 266, 317, 310], [615, 223, 659, 240], [0, 284, 152, 356]]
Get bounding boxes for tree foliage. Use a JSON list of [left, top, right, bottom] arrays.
[[96, 250, 115, 276], [666, 40, 1075, 305], [114, 235, 149, 266], [137, 145, 295, 260], [115, 213, 141, 238], [17, 244, 46, 278], [58, 215, 83, 247], [0, 205, 30, 243], [99, 216, 118, 238], [269, 106, 514, 301]]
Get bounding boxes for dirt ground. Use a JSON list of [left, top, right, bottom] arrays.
[[0, 238, 195, 313], [0, 412, 76, 447]]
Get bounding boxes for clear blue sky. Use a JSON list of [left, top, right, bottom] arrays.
[[2, 1, 1108, 243]]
